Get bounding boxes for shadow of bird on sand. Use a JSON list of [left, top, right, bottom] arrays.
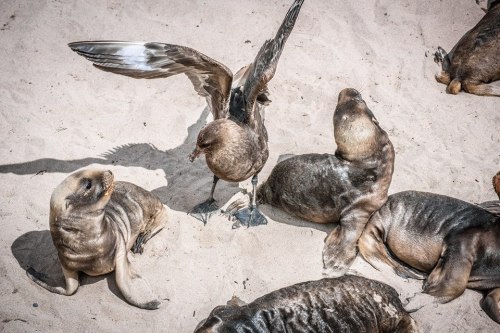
[[0, 107, 239, 212]]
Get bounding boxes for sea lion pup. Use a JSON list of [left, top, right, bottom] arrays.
[[67, 0, 305, 227], [194, 275, 419, 333], [434, 0, 500, 96], [26, 169, 168, 309], [254, 88, 394, 275], [358, 191, 500, 324]]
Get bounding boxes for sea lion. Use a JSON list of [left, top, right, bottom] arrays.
[[358, 190, 500, 323], [67, 0, 305, 227], [254, 88, 395, 275], [434, 0, 500, 96], [194, 275, 419, 333], [26, 169, 168, 309]]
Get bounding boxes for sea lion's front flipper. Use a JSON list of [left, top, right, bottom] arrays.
[[480, 288, 500, 324], [114, 239, 160, 310], [26, 265, 79, 296]]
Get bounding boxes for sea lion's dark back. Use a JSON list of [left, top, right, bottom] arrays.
[[257, 153, 377, 223], [380, 191, 498, 235], [195, 275, 418, 333], [449, 3, 500, 82]]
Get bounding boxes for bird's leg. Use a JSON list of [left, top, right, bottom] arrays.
[[231, 175, 267, 228], [190, 175, 220, 225]]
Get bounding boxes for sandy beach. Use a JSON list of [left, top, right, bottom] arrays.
[[0, 0, 498, 332]]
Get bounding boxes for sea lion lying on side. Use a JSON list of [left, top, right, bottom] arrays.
[[253, 88, 395, 275], [358, 190, 500, 323], [194, 275, 419, 333], [27, 169, 168, 309], [434, 0, 500, 96]]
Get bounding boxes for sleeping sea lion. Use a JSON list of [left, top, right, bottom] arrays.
[[194, 275, 419, 333], [254, 88, 395, 275], [434, 1, 500, 96], [27, 169, 168, 309], [358, 190, 500, 323], [67, 0, 305, 227]]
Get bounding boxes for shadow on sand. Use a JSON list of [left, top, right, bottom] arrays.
[[0, 107, 239, 212], [11, 230, 138, 305]]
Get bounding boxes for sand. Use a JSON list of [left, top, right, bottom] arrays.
[[0, 0, 498, 332]]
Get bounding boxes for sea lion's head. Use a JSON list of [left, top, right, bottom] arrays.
[[333, 88, 389, 161], [50, 169, 115, 218], [193, 303, 246, 333]]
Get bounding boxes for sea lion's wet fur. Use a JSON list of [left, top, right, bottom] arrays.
[[358, 190, 500, 323], [27, 169, 168, 309], [257, 88, 394, 274], [194, 275, 419, 333], [435, 2, 500, 96]]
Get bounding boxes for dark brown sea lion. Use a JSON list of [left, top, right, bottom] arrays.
[[194, 275, 419, 333], [434, 1, 500, 96], [254, 88, 394, 275], [67, 0, 305, 227], [358, 190, 500, 324], [26, 169, 168, 309]]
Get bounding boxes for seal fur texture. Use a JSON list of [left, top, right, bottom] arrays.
[[257, 88, 395, 275], [194, 275, 419, 333], [434, 2, 500, 96], [27, 169, 168, 309], [358, 190, 500, 323]]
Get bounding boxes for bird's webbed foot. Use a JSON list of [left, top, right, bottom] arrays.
[[189, 198, 219, 225]]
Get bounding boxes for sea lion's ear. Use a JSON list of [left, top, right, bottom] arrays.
[[226, 295, 246, 307], [371, 117, 379, 125], [65, 199, 71, 210]]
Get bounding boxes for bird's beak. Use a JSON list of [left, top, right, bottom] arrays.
[[189, 147, 201, 162]]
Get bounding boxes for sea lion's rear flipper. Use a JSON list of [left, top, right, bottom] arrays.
[[462, 80, 500, 96], [434, 47, 452, 85], [358, 220, 425, 280], [114, 240, 160, 310], [422, 241, 471, 303], [26, 265, 79, 296], [480, 288, 500, 324]]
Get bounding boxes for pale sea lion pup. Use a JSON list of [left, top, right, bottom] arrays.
[[254, 88, 394, 275], [358, 190, 500, 323], [434, 0, 500, 96], [194, 275, 419, 333], [67, 0, 305, 227], [27, 169, 168, 309]]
